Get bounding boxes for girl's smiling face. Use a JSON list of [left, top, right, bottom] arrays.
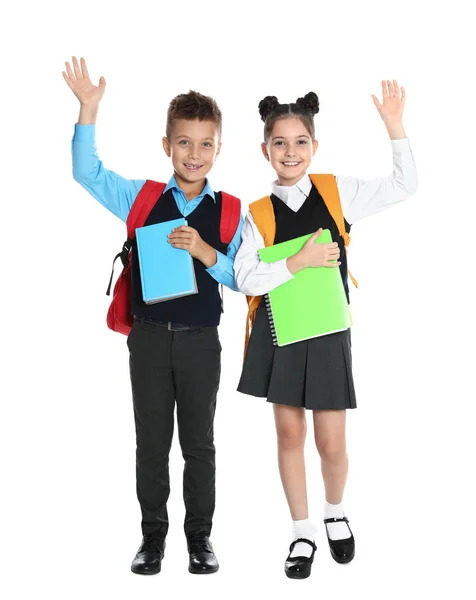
[[262, 116, 318, 186]]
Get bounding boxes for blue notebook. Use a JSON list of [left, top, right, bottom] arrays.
[[135, 217, 197, 304]]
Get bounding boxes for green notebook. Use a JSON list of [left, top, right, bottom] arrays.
[[258, 230, 352, 346]]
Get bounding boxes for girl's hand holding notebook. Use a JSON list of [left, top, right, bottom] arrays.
[[287, 228, 341, 274]]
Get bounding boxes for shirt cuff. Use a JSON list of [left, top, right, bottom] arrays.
[[73, 123, 96, 142], [390, 137, 410, 150], [206, 249, 226, 277], [277, 258, 294, 282]]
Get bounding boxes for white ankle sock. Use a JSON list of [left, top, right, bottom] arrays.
[[290, 518, 317, 558], [324, 501, 352, 541]]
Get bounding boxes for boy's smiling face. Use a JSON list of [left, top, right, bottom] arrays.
[[262, 116, 318, 186], [162, 118, 221, 188]]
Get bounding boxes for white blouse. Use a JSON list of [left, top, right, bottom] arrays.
[[234, 137, 418, 296]]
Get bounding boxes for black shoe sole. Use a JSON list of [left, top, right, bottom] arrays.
[[188, 565, 219, 574], [285, 570, 311, 579], [330, 552, 355, 564], [131, 565, 162, 575]]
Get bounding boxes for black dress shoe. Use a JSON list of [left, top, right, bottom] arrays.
[[285, 538, 317, 579], [324, 517, 355, 564], [187, 532, 219, 574], [131, 532, 166, 575]]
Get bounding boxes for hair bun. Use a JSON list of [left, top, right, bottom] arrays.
[[296, 92, 319, 115], [258, 95, 280, 121]]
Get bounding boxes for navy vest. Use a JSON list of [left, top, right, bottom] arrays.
[[130, 189, 228, 326], [271, 184, 351, 302]]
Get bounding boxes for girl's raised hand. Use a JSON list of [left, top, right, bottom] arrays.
[[62, 57, 106, 106], [372, 80, 405, 123]]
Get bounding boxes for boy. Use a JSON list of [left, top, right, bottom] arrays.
[[63, 57, 243, 575]]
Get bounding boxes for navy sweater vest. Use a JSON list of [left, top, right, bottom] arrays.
[[271, 184, 352, 302], [130, 189, 228, 326]]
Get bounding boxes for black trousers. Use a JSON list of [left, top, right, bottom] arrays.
[[127, 318, 221, 536]]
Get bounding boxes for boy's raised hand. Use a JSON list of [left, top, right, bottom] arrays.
[[371, 80, 405, 123], [62, 57, 106, 106]]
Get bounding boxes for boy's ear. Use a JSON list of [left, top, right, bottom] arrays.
[[215, 141, 222, 160], [162, 136, 171, 157], [312, 139, 319, 155], [261, 142, 270, 161]]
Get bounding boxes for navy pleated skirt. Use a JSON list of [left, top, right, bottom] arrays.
[[237, 305, 357, 410]]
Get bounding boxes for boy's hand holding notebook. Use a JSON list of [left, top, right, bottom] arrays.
[[168, 225, 218, 268]]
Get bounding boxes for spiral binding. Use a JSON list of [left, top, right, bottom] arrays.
[[264, 294, 278, 346]]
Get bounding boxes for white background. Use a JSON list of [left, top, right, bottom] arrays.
[[1, 0, 475, 598]]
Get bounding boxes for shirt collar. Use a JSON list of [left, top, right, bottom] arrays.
[[271, 173, 312, 204], [164, 175, 216, 202]]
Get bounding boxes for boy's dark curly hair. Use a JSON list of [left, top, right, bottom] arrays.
[[166, 90, 222, 138]]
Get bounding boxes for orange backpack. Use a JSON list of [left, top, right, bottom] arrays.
[[244, 174, 358, 355]]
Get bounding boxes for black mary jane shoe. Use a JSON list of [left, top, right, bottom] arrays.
[[187, 532, 219, 574], [285, 538, 317, 579], [131, 532, 166, 575], [323, 516, 355, 564]]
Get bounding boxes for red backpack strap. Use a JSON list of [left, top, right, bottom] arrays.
[[220, 191, 241, 245], [106, 180, 166, 296], [126, 180, 166, 240]]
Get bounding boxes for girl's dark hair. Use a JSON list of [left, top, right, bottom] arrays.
[[259, 92, 319, 142], [166, 90, 222, 138]]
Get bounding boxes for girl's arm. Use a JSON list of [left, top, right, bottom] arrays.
[[64, 57, 145, 223], [234, 212, 294, 296], [339, 80, 417, 224], [234, 214, 338, 296], [337, 138, 417, 224]]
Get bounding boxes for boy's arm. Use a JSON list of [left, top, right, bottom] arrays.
[[168, 216, 245, 291], [205, 214, 245, 291], [64, 57, 145, 222], [72, 123, 146, 223]]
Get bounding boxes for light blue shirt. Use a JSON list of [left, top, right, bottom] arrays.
[[164, 176, 215, 217], [72, 124, 243, 291]]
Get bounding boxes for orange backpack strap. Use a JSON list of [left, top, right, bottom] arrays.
[[244, 196, 276, 357], [308, 174, 358, 288], [244, 296, 262, 354], [249, 195, 276, 247]]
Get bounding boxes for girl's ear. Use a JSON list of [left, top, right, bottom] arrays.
[[261, 142, 270, 161], [162, 136, 171, 157], [312, 139, 319, 155]]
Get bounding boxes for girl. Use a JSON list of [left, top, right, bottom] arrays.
[[234, 82, 417, 578]]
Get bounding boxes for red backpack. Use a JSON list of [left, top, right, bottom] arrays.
[[105, 180, 241, 335]]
